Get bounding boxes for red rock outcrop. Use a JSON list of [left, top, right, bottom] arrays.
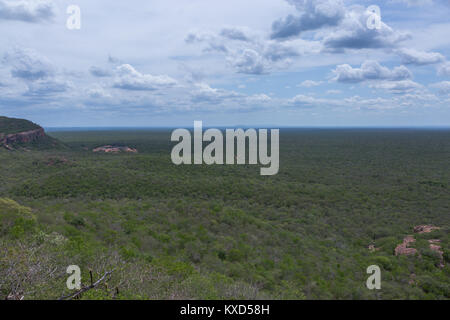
[[395, 235, 418, 256], [428, 239, 444, 268], [413, 225, 440, 234], [0, 128, 45, 147], [92, 145, 138, 153]]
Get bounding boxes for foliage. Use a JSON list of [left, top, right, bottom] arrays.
[[0, 129, 448, 299]]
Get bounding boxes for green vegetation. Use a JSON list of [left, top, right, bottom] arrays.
[[0, 128, 449, 299], [0, 116, 41, 135]]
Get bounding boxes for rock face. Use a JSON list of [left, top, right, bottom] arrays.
[[413, 225, 440, 234], [428, 239, 445, 268], [394, 225, 445, 269], [0, 128, 45, 147], [395, 235, 418, 256], [92, 145, 138, 153]]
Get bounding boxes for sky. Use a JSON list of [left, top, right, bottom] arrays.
[[0, 0, 450, 127]]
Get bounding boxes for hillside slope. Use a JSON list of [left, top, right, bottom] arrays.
[[0, 116, 64, 150]]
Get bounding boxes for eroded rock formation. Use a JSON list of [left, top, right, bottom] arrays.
[[413, 225, 441, 234], [92, 145, 138, 153], [395, 235, 418, 256], [0, 128, 45, 148]]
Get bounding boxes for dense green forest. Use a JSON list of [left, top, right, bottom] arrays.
[[0, 116, 41, 135], [0, 128, 449, 299]]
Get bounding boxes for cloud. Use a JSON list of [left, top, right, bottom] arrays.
[[0, 0, 54, 23], [430, 81, 450, 94], [332, 60, 412, 83], [323, 6, 410, 52], [108, 55, 123, 65], [298, 80, 322, 87], [186, 29, 304, 74], [391, 0, 433, 6], [86, 86, 112, 99], [271, 0, 345, 39], [3, 48, 54, 81], [227, 49, 268, 75], [185, 31, 228, 53], [285, 93, 352, 109], [89, 66, 112, 77], [191, 82, 242, 103], [220, 27, 250, 41], [246, 93, 272, 103], [25, 78, 71, 96], [396, 48, 445, 65], [263, 42, 300, 62], [113, 64, 177, 91], [369, 80, 422, 94], [437, 62, 450, 76]]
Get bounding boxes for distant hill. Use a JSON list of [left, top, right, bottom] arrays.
[[0, 116, 65, 150], [0, 116, 41, 134]]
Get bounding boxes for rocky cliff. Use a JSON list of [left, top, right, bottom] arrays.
[[0, 116, 63, 150], [0, 128, 46, 146]]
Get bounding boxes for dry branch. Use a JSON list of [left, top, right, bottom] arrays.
[[58, 271, 113, 300]]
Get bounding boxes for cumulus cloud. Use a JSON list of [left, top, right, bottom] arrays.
[[369, 80, 422, 94], [270, 2, 409, 52], [396, 48, 445, 65], [271, 0, 345, 39], [323, 6, 410, 52], [185, 31, 228, 53], [246, 93, 272, 104], [3, 48, 54, 81], [430, 81, 450, 94], [89, 66, 112, 77], [263, 42, 300, 62], [298, 80, 322, 87], [24, 78, 71, 96], [87, 86, 112, 99], [437, 62, 450, 76], [191, 82, 242, 103], [391, 0, 433, 6], [113, 64, 177, 91], [0, 0, 55, 23], [286, 93, 343, 108], [332, 60, 412, 83], [186, 29, 305, 74], [220, 27, 251, 41], [227, 49, 268, 74]]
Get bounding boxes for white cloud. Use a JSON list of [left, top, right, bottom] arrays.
[[437, 62, 450, 76], [332, 60, 412, 83], [220, 27, 251, 42], [391, 0, 433, 6], [227, 49, 268, 74], [271, 0, 345, 39], [430, 81, 450, 94], [0, 0, 54, 23], [298, 80, 323, 87], [369, 80, 422, 94], [113, 64, 177, 91], [89, 66, 112, 78], [3, 47, 54, 81], [23, 77, 72, 97], [396, 48, 445, 65], [322, 6, 410, 52]]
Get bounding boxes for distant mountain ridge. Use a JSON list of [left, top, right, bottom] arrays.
[[0, 116, 64, 150]]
